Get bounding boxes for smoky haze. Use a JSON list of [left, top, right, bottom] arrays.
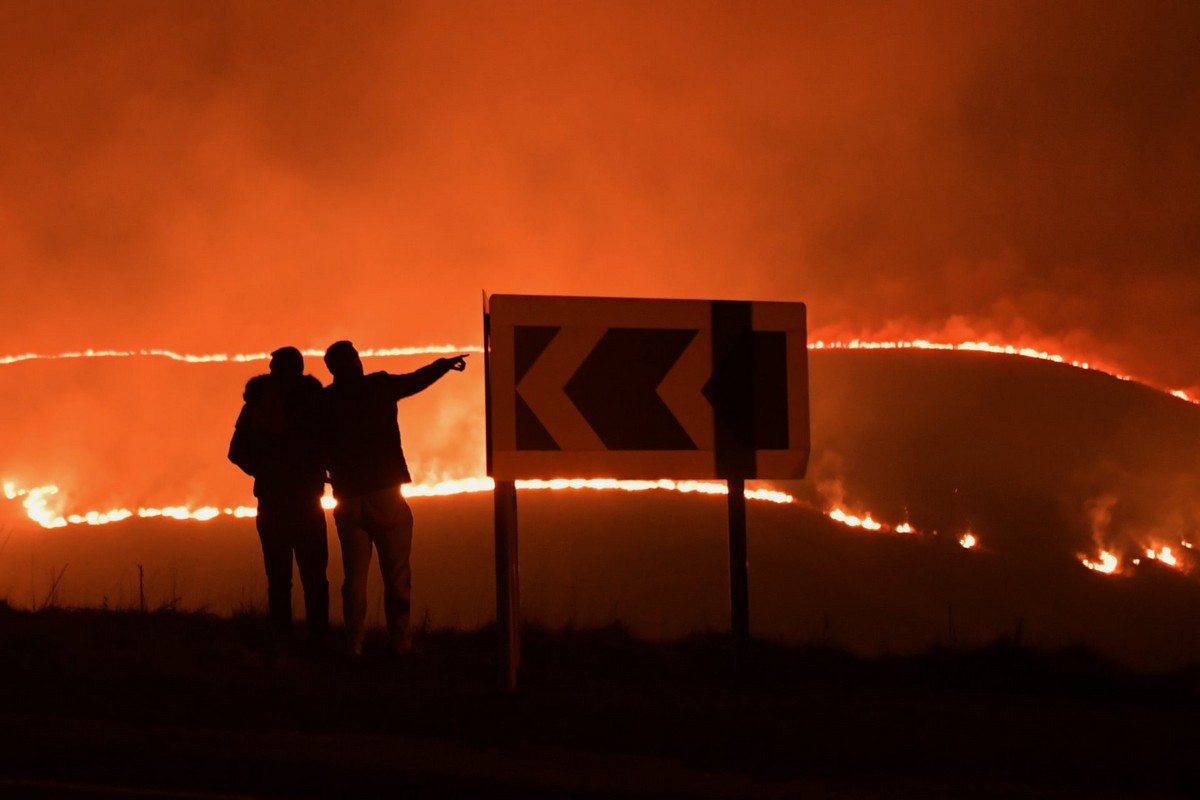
[[1, 0, 1198, 393]]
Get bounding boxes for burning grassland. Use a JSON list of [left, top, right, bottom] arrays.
[[1, 339, 1199, 668]]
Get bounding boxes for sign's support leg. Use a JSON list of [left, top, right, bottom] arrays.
[[727, 477, 749, 654], [495, 479, 521, 691]]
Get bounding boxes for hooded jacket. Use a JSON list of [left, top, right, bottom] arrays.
[[228, 373, 326, 500]]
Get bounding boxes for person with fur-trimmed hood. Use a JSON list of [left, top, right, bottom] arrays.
[[228, 346, 329, 640]]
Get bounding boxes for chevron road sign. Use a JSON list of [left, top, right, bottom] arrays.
[[485, 294, 809, 481], [485, 293, 810, 687]]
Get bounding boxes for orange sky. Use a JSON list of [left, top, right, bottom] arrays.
[[1, 0, 1198, 388], [2, 0, 1200, 519]]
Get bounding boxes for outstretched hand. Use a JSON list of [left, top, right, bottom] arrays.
[[443, 354, 469, 372]]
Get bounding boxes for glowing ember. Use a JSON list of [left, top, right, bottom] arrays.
[[895, 522, 915, 534], [1081, 551, 1120, 574], [958, 533, 978, 549]]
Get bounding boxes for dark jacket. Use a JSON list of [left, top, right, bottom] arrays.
[[321, 362, 454, 497], [228, 373, 326, 500]]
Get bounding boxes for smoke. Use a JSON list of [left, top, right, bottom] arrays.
[[2, 0, 1200, 515], [808, 449, 853, 513], [1084, 494, 1119, 552], [0, 1, 1197, 386]]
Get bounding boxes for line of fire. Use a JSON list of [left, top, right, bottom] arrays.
[[3, 313, 1196, 593]]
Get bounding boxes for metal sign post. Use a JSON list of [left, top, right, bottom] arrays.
[[484, 296, 521, 691], [493, 479, 520, 691], [727, 476, 749, 650]]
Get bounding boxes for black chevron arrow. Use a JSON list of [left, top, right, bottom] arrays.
[[513, 325, 561, 450], [564, 328, 700, 450]]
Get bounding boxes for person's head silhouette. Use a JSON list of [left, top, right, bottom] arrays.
[[269, 346, 304, 377], [324, 340, 364, 380]]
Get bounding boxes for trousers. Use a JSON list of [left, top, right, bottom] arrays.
[[256, 495, 329, 635], [333, 485, 414, 654]]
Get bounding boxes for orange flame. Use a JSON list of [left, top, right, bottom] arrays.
[[1141, 543, 1193, 574], [2, 477, 801, 530], [0, 345, 482, 366], [826, 507, 935, 538], [3, 336, 1196, 585], [808, 339, 1196, 405], [4, 482, 69, 529], [1081, 551, 1121, 574], [1146, 545, 1179, 567], [828, 508, 884, 531], [1, 339, 1194, 405]]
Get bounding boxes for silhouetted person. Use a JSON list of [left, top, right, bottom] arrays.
[[228, 346, 329, 642], [321, 340, 467, 657]]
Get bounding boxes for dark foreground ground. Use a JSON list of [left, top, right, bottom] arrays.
[[0, 603, 1197, 799]]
